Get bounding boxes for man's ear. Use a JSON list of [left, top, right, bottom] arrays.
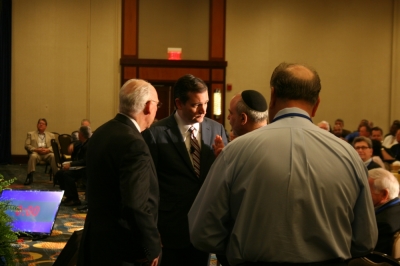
[[143, 101, 151, 115], [311, 97, 320, 117], [381, 189, 390, 203], [241, 113, 248, 125], [175, 98, 182, 110], [269, 87, 276, 108]]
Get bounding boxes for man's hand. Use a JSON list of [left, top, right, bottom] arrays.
[[62, 163, 71, 170], [150, 256, 159, 266], [35, 148, 50, 155], [212, 135, 225, 157]]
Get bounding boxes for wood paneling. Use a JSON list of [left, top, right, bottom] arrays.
[[139, 67, 210, 82], [209, 0, 225, 60], [212, 69, 224, 82], [120, 0, 227, 124], [122, 0, 138, 57], [123, 66, 137, 79]]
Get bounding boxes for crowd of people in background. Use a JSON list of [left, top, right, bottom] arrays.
[[25, 62, 400, 266]]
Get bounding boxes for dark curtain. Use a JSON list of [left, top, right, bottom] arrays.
[[0, 0, 12, 164]]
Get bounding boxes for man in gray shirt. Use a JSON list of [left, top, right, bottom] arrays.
[[189, 62, 377, 266]]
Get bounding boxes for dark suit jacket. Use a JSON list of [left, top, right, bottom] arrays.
[[70, 138, 89, 167], [367, 160, 382, 170], [142, 113, 228, 249], [374, 199, 400, 256], [78, 114, 161, 265]]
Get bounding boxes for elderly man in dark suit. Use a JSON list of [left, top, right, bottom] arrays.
[[142, 74, 229, 266], [78, 79, 161, 266], [368, 168, 400, 256], [55, 125, 91, 207]]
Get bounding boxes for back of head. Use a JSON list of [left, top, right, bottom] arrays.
[[81, 119, 91, 126], [270, 62, 321, 105], [173, 74, 207, 105], [237, 90, 268, 123], [119, 79, 151, 116], [369, 168, 399, 200], [79, 126, 92, 139], [318, 121, 330, 131]]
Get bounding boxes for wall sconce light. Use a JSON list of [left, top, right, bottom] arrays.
[[213, 89, 222, 119]]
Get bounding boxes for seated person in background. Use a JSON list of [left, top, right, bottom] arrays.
[[56, 125, 91, 206], [317, 120, 330, 132], [334, 118, 351, 137], [368, 168, 400, 256], [24, 118, 58, 185], [385, 128, 400, 162], [383, 120, 400, 148], [353, 136, 382, 170], [213, 90, 268, 157], [333, 124, 345, 139], [68, 118, 92, 157], [371, 126, 384, 142], [345, 119, 369, 143]]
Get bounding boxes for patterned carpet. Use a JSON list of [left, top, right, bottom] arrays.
[[0, 164, 219, 265], [0, 164, 85, 265]]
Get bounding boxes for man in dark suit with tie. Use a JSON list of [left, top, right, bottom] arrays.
[[142, 74, 229, 266], [78, 79, 161, 266]]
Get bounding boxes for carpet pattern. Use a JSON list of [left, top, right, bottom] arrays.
[[0, 164, 218, 265]]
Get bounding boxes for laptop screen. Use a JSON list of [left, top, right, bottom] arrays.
[[0, 190, 64, 235]]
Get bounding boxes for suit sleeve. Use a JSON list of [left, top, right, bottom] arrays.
[[25, 132, 35, 152], [119, 137, 161, 261], [142, 129, 158, 167], [350, 166, 378, 257]]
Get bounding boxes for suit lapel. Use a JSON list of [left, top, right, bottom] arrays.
[[114, 113, 139, 133], [44, 132, 53, 148], [199, 118, 214, 178], [165, 115, 196, 174]]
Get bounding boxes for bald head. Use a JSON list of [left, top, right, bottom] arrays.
[[270, 63, 321, 105], [269, 62, 321, 121]]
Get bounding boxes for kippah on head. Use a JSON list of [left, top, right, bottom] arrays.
[[241, 90, 268, 112]]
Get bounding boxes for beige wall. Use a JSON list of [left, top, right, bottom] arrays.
[[139, 0, 209, 60], [11, 0, 400, 155], [226, 0, 399, 133], [12, 0, 121, 155]]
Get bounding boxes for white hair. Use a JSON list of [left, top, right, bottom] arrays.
[[119, 79, 151, 116], [369, 168, 399, 200]]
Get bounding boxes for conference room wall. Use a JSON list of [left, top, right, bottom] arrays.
[[225, 0, 400, 133], [11, 0, 121, 155], [11, 0, 400, 155]]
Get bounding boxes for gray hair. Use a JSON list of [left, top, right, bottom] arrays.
[[318, 121, 330, 131], [353, 136, 372, 148], [79, 126, 92, 139], [369, 168, 399, 200], [119, 79, 151, 115], [236, 98, 268, 123]]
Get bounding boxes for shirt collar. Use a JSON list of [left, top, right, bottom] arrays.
[[120, 113, 141, 132], [274, 107, 310, 120], [364, 158, 372, 167], [174, 111, 200, 135]]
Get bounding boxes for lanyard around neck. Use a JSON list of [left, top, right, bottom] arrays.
[[271, 113, 313, 123], [375, 198, 400, 214]]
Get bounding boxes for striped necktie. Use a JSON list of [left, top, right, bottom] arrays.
[[189, 126, 201, 178]]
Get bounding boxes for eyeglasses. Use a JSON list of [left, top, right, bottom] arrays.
[[354, 146, 370, 151], [148, 100, 163, 109]]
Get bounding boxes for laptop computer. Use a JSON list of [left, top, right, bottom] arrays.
[[0, 190, 64, 239]]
